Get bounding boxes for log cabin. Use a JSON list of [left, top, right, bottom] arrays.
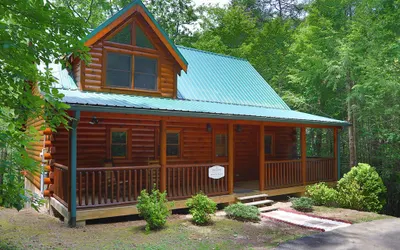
[[26, 0, 349, 226]]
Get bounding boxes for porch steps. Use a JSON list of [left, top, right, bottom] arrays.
[[258, 206, 278, 213], [244, 199, 274, 207], [237, 194, 269, 201], [236, 193, 275, 212]]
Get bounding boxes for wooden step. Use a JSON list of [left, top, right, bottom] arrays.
[[237, 194, 269, 201], [258, 206, 278, 213], [244, 199, 274, 207]]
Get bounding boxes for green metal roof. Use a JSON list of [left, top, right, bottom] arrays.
[[177, 46, 290, 109], [45, 46, 349, 126], [60, 89, 348, 126], [83, 0, 188, 67]]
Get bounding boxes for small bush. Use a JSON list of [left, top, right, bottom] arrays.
[[224, 203, 260, 222], [290, 197, 314, 212], [306, 182, 338, 206], [137, 188, 170, 231], [186, 193, 217, 225], [337, 163, 386, 212]]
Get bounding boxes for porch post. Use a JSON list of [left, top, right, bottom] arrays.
[[69, 110, 80, 227], [334, 127, 339, 181], [259, 123, 265, 191], [228, 123, 234, 194], [160, 120, 167, 192], [301, 127, 307, 185]]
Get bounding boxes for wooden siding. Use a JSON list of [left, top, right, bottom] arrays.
[[74, 13, 179, 98], [52, 112, 296, 178], [25, 116, 46, 188]]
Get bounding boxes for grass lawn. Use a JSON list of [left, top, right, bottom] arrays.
[[0, 205, 393, 249], [0, 207, 313, 250], [310, 206, 392, 223]]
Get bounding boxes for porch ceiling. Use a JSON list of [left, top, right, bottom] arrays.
[[58, 89, 349, 127]]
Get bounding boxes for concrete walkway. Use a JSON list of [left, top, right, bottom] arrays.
[[263, 210, 351, 231], [277, 218, 400, 250]]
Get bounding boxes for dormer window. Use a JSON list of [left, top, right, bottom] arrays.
[[104, 22, 158, 91]]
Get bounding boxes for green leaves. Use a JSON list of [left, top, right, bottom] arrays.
[[0, 0, 88, 210], [137, 188, 170, 231], [186, 193, 217, 225]]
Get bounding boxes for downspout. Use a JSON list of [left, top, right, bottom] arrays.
[[69, 111, 80, 227]]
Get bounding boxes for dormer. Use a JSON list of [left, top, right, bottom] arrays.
[[70, 0, 188, 98]]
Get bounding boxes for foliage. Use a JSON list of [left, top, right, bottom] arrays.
[[290, 197, 314, 212], [0, 0, 89, 211], [137, 188, 170, 231], [224, 203, 260, 222], [337, 163, 386, 213], [306, 182, 338, 207], [186, 193, 217, 225], [144, 0, 198, 43]]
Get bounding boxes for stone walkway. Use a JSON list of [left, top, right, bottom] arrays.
[[262, 210, 351, 231]]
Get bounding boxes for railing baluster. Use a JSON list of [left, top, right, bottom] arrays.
[[98, 171, 101, 205], [134, 170, 138, 200], [92, 171, 95, 205], [111, 170, 114, 203], [79, 171, 82, 206], [104, 170, 108, 204], [85, 172, 89, 206], [128, 170, 132, 201]]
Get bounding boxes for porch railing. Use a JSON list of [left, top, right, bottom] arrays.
[[265, 158, 336, 190], [76, 165, 160, 208], [166, 163, 229, 199], [265, 160, 302, 189], [306, 158, 335, 183], [53, 163, 69, 207]]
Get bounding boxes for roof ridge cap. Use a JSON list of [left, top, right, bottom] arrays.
[[176, 45, 248, 62]]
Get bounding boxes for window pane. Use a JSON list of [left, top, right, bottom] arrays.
[[134, 73, 157, 90], [135, 57, 157, 74], [106, 70, 131, 88], [167, 133, 179, 144], [107, 52, 131, 71], [136, 26, 154, 49], [112, 132, 126, 143], [264, 135, 272, 154], [216, 134, 227, 157], [106, 53, 132, 88], [112, 145, 126, 157], [108, 24, 131, 45], [167, 145, 179, 156]]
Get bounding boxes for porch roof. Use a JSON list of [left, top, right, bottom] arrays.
[[59, 89, 349, 127]]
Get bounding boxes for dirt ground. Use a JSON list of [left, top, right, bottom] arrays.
[[0, 207, 313, 250]]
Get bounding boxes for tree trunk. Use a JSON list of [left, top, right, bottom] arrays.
[[347, 71, 357, 168]]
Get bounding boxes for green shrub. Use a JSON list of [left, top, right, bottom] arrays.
[[224, 203, 260, 222], [337, 163, 386, 212], [306, 182, 338, 206], [186, 193, 217, 225], [290, 197, 314, 212], [137, 188, 170, 231]]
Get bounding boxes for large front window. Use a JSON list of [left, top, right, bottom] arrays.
[[105, 52, 158, 91], [104, 22, 158, 91]]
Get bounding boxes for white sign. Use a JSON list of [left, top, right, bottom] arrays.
[[208, 165, 225, 179]]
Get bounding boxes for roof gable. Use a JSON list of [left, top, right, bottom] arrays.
[[83, 0, 188, 72], [177, 46, 290, 110]]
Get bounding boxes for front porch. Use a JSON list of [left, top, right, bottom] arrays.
[[49, 111, 339, 224]]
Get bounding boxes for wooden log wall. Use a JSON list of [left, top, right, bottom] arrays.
[[52, 112, 296, 175], [25, 116, 46, 189], [74, 13, 179, 98]]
